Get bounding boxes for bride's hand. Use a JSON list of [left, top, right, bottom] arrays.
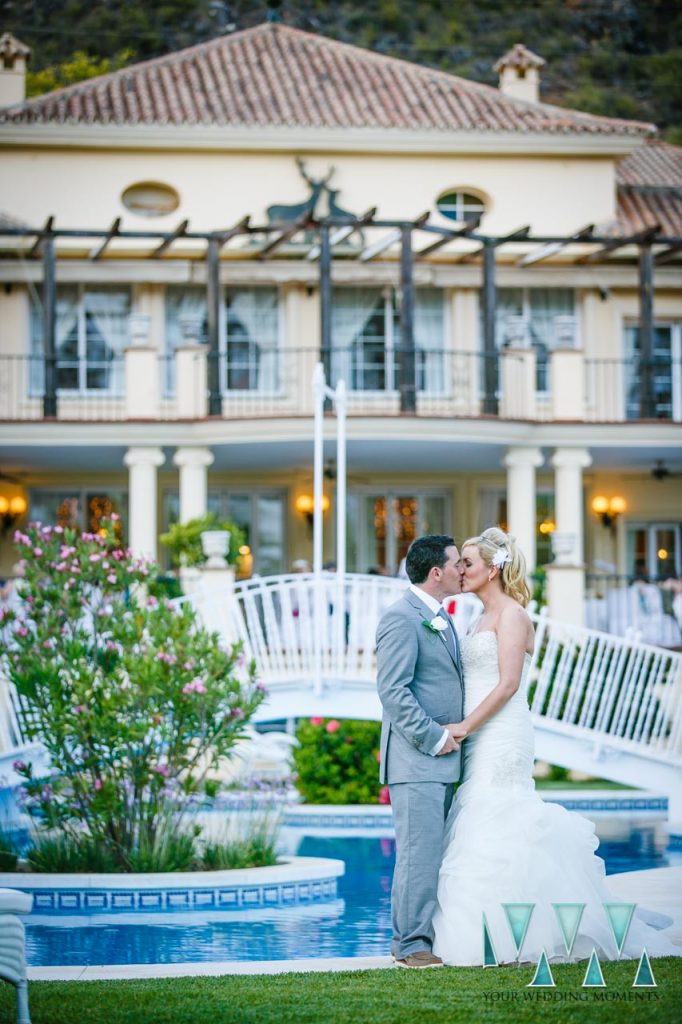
[[446, 722, 469, 741]]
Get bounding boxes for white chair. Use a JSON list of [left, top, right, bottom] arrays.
[[0, 888, 33, 1024]]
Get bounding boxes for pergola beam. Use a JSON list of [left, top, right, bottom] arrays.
[[212, 215, 251, 247], [575, 224, 660, 264], [28, 216, 54, 259], [258, 215, 309, 259], [415, 216, 480, 259], [306, 207, 377, 261], [89, 217, 121, 261], [655, 241, 682, 264], [517, 224, 594, 267], [458, 225, 531, 264], [151, 219, 189, 258]]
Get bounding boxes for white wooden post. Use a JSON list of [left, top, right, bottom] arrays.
[[312, 362, 348, 693]]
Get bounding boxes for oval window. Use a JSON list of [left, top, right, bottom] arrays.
[[436, 190, 486, 223], [121, 182, 180, 217]]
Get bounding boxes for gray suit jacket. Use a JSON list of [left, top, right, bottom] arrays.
[[376, 590, 464, 785]]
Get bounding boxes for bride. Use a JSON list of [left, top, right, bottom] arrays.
[[432, 526, 680, 966]]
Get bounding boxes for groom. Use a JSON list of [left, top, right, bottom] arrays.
[[376, 535, 464, 969]]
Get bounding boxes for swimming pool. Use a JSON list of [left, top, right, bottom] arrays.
[[23, 818, 682, 967]]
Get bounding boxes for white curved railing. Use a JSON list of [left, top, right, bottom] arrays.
[[184, 573, 682, 768], [2, 574, 681, 778]]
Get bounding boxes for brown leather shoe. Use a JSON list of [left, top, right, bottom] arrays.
[[395, 951, 444, 969]]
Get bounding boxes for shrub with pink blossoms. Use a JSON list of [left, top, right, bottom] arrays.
[[1, 519, 264, 871]]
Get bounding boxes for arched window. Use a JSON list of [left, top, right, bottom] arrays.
[[436, 190, 486, 223]]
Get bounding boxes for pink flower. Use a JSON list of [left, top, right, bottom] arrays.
[[12, 760, 27, 772], [14, 531, 30, 546], [15, 625, 28, 638], [54, 525, 63, 534], [231, 707, 245, 720], [73, 704, 86, 714], [111, 513, 120, 522], [107, 573, 117, 584], [182, 677, 207, 695], [326, 719, 340, 734], [152, 764, 169, 777], [310, 717, 324, 726], [89, 553, 101, 563], [94, 778, 103, 791], [33, 547, 43, 557], [379, 785, 391, 805]]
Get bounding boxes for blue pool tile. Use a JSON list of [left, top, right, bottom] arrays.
[[112, 893, 134, 909], [217, 889, 239, 906], [58, 892, 81, 910], [193, 891, 215, 907], [84, 893, 107, 909], [242, 888, 261, 904], [139, 892, 163, 909], [167, 891, 190, 907]]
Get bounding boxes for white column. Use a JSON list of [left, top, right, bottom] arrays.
[[123, 446, 165, 561], [546, 446, 592, 626], [503, 447, 543, 572], [173, 447, 214, 523]]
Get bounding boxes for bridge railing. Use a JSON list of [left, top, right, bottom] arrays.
[[528, 613, 682, 763], [1, 574, 680, 772]]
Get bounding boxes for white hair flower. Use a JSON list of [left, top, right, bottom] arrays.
[[491, 547, 511, 570]]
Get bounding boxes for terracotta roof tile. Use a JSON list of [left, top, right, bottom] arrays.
[[0, 22, 654, 136], [617, 139, 682, 187], [615, 141, 682, 237]]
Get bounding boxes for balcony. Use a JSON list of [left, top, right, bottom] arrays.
[[0, 349, 680, 424]]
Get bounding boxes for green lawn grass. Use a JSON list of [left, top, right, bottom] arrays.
[[2, 960, 680, 1024]]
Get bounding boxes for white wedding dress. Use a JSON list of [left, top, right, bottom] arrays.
[[432, 629, 680, 965]]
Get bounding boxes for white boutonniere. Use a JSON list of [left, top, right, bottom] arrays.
[[422, 616, 448, 634]]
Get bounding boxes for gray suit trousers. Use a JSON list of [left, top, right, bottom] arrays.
[[389, 781, 455, 958]]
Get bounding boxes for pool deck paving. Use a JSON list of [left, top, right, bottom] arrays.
[[27, 865, 682, 982]]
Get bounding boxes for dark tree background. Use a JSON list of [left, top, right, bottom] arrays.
[[1, 0, 680, 141]]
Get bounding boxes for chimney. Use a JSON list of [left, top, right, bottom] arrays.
[[493, 43, 545, 105], [0, 33, 31, 106]]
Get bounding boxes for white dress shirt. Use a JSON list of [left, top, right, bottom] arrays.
[[408, 584, 451, 756]]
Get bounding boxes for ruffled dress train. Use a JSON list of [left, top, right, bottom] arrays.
[[432, 631, 680, 966]]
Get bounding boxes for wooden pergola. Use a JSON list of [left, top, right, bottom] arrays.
[[1, 213, 679, 419]]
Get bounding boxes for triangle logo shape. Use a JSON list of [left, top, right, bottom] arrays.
[[603, 903, 636, 955], [633, 949, 657, 988], [483, 914, 498, 967], [582, 948, 607, 987], [502, 903, 535, 955], [552, 903, 585, 957], [528, 949, 555, 988]]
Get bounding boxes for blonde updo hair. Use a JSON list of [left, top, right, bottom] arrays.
[[462, 526, 531, 607]]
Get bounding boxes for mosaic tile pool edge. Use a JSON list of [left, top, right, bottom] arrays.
[[28, 876, 339, 914]]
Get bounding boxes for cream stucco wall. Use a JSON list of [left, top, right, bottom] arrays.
[[0, 149, 617, 237]]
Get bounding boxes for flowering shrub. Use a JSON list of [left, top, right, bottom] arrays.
[[1, 519, 266, 871], [293, 718, 382, 804]]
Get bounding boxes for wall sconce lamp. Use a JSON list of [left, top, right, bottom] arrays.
[[295, 493, 330, 529], [0, 494, 28, 534], [591, 495, 627, 528], [538, 518, 556, 536]]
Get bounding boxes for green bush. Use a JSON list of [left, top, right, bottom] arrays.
[[2, 518, 265, 871], [160, 513, 245, 569], [293, 718, 382, 804]]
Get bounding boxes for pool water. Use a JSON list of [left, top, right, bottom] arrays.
[[24, 822, 682, 967]]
